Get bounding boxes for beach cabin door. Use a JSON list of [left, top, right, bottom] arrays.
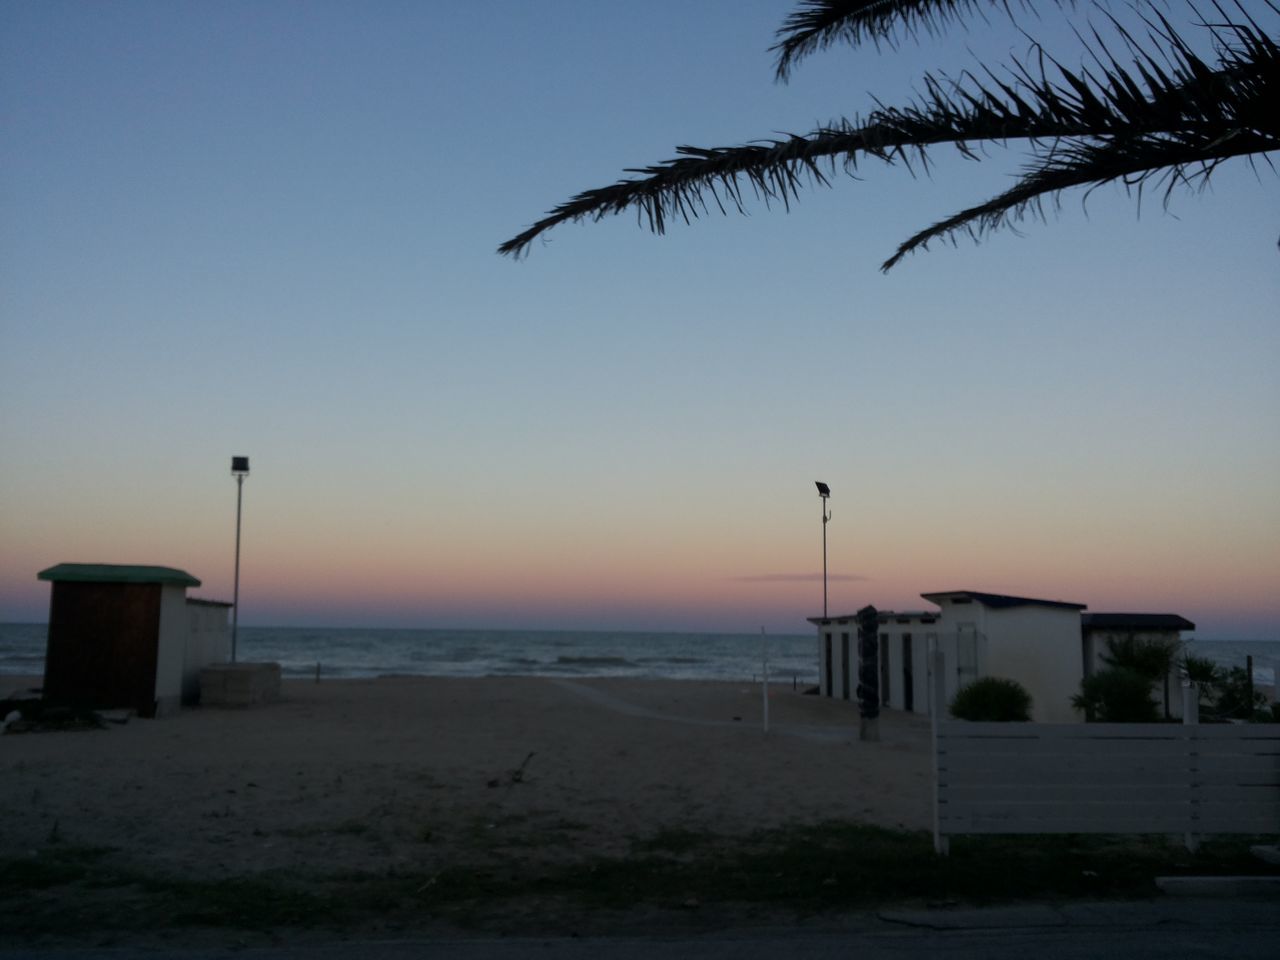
[[879, 633, 890, 707], [840, 633, 851, 699], [902, 635, 914, 712], [824, 633, 833, 697], [956, 623, 979, 687]]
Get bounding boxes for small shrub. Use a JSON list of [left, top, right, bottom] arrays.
[[950, 677, 1033, 722], [1072, 668, 1159, 722]]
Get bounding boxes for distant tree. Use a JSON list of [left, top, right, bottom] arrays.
[[1210, 665, 1271, 721], [1072, 667, 1160, 722], [950, 676, 1033, 721], [501, 1, 1279, 270], [1101, 635, 1182, 718]]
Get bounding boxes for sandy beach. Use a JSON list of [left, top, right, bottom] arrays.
[[1, 675, 931, 878]]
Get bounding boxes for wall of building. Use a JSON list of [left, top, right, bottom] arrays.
[[44, 581, 162, 715], [153, 584, 189, 716], [816, 619, 858, 702], [817, 599, 1088, 723], [979, 606, 1084, 722], [875, 618, 939, 714], [184, 602, 231, 704]]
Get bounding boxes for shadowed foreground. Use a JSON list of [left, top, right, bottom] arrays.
[[1, 676, 1272, 946]]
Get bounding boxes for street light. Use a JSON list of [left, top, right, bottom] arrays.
[[231, 456, 250, 663], [815, 481, 831, 617]]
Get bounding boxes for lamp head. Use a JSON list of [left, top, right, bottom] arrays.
[[815, 481, 830, 498]]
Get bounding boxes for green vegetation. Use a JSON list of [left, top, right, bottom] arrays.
[[2, 825, 1274, 941], [1178, 655, 1273, 723], [1100, 636, 1182, 718], [949, 677, 1032, 722], [1210, 666, 1273, 723], [500, 2, 1278, 271], [1072, 668, 1160, 723], [1180, 653, 1221, 712]]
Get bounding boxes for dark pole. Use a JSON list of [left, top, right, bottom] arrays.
[[815, 482, 831, 617], [822, 498, 828, 617], [232, 472, 243, 663], [230, 455, 249, 663]]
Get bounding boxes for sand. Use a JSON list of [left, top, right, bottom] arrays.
[[0, 675, 931, 878]]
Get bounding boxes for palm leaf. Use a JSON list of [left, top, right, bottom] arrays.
[[771, 0, 1056, 79], [499, 7, 1279, 268]]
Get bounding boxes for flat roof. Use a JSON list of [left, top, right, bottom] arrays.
[[807, 610, 940, 625], [38, 563, 201, 587], [921, 590, 1087, 611], [1082, 613, 1195, 631]]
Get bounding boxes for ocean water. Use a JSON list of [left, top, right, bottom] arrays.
[[1184, 639, 1279, 688], [3, 623, 1276, 687], [0, 624, 819, 684]]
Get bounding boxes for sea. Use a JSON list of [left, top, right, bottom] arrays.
[[1, 623, 1276, 688], [0, 624, 820, 685]]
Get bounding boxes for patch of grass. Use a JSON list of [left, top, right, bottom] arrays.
[[278, 818, 371, 839], [1, 824, 1274, 940], [139, 875, 341, 929], [0, 845, 116, 893], [629, 827, 714, 856], [402, 823, 1276, 914]]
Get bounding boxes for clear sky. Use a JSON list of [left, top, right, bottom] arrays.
[[1, 1, 1277, 637]]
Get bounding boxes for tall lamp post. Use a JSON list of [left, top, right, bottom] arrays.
[[231, 456, 250, 663], [815, 481, 831, 617]]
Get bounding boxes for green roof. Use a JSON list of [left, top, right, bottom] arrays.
[[37, 563, 201, 587]]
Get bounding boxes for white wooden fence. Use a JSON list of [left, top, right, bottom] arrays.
[[929, 650, 1280, 855]]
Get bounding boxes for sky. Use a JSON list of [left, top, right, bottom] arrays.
[[1, 1, 1277, 637]]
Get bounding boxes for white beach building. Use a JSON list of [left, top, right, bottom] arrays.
[[1081, 612, 1197, 718], [808, 590, 1186, 723]]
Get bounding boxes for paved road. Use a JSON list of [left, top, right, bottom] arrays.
[[3, 899, 1277, 959]]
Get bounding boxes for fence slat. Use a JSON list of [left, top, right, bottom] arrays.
[[935, 718, 1280, 840], [1196, 800, 1280, 819], [939, 738, 1195, 757], [941, 758, 1197, 782], [939, 817, 1197, 835], [941, 784, 1196, 803], [1180, 726, 1280, 741], [940, 722, 1197, 739]]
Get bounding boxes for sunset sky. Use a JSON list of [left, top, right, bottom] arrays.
[[2, 1, 1277, 638]]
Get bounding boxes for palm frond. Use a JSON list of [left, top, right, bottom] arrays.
[[499, 8, 1279, 267], [771, 0, 1048, 80], [882, 3, 1280, 266]]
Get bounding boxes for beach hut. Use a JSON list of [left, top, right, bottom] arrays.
[[1082, 612, 1196, 717], [812, 589, 1090, 723], [1081, 613, 1196, 677], [38, 563, 218, 717]]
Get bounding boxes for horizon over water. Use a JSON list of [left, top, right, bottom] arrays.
[[0, 624, 824, 683], [2, 624, 1277, 686]]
